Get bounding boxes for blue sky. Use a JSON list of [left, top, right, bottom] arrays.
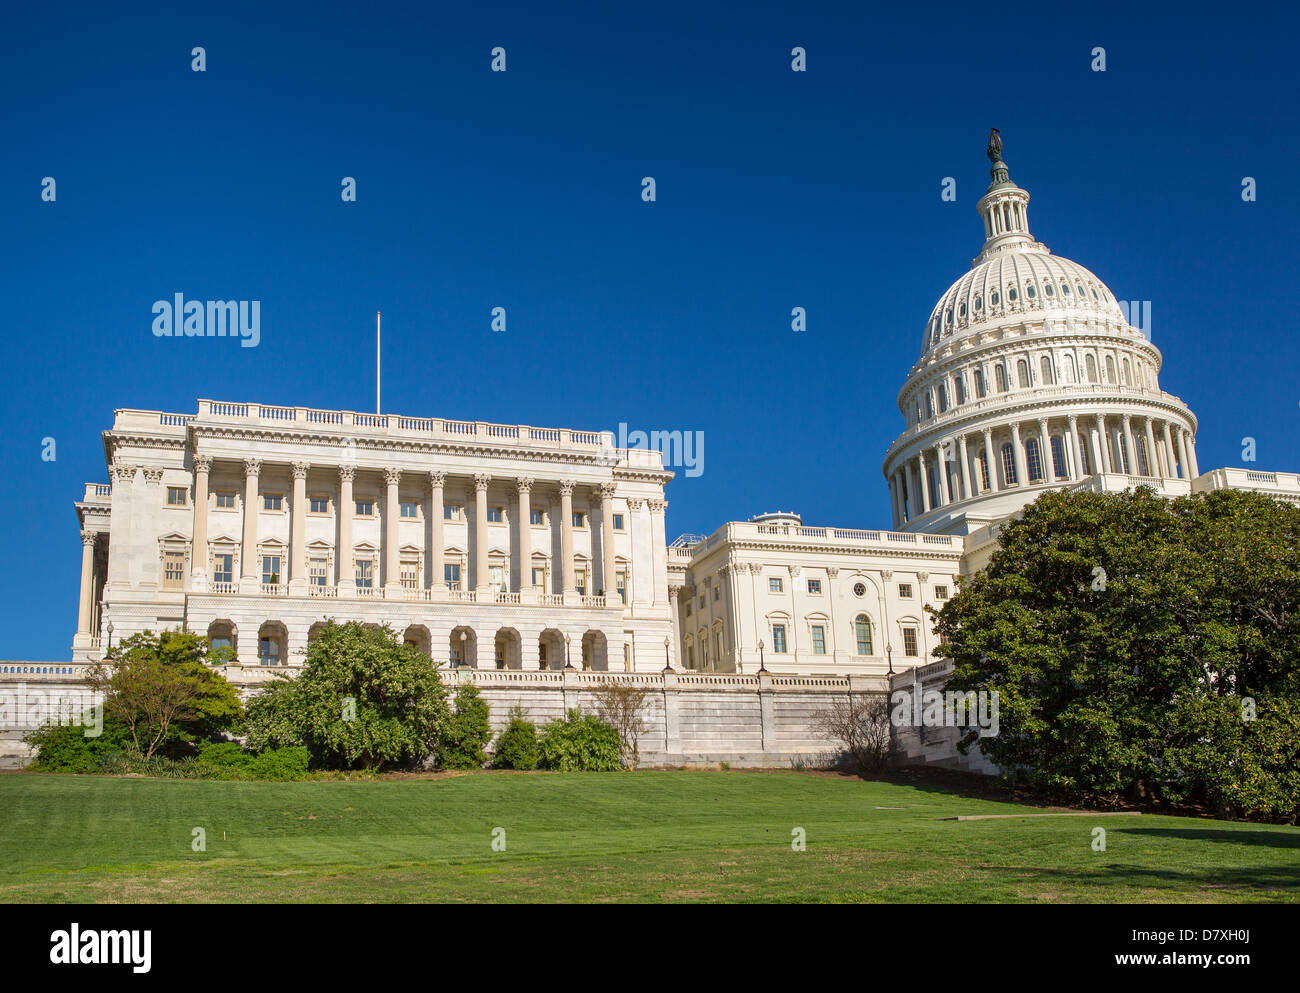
[[2, 1, 1296, 659]]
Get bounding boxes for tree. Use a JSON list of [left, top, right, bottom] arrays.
[[245, 621, 450, 770], [492, 706, 540, 770], [933, 487, 1300, 820], [85, 630, 244, 759], [588, 682, 651, 768], [813, 693, 893, 774], [435, 684, 492, 769]]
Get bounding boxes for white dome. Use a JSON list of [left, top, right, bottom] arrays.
[[920, 249, 1126, 359]]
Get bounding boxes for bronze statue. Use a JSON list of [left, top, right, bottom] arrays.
[[987, 128, 1002, 164]]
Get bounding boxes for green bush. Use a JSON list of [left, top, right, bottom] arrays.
[[25, 716, 134, 773], [436, 685, 492, 770], [537, 709, 622, 771], [493, 707, 539, 770], [246, 746, 311, 781], [194, 741, 252, 769]]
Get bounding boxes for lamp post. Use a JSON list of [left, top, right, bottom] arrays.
[[564, 632, 573, 669], [757, 638, 767, 674], [459, 630, 467, 669], [887, 642, 894, 675], [106, 622, 114, 654], [663, 636, 672, 673]]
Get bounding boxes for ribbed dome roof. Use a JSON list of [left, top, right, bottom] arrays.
[[920, 249, 1125, 357]]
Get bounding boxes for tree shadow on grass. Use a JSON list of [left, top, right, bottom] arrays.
[[972, 861, 1300, 894], [1112, 827, 1300, 850]]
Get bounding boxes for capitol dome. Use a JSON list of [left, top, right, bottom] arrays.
[[882, 131, 1202, 535]]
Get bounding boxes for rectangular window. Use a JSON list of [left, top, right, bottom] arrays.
[[572, 511, 586, 528], [400, 559, 419, 589], [576, 569, 587, 595], [215, 492, 236, 509], [772, 624, 788, 654], [532, 566, 547, 590], [263, 494, 283, 511], [355, 559, 373, 589], [530, 508, 544, 525], [811, 625, 826, 655], [444, 504, 461, 521], [309, 495, 329, 514], [166, 486, 188, 507], [212, 553, 233, 585], [935, 584, 949, 600], [400, 501, 418, 519], [712, 586, 720, 602], [163, 551, 185, 589], [445, 563, 461, 590], [355, 499, 374, 517], [613, 513, 625, 530], [807, 579, 822, 595], [616, 570, 627, 600], [262, 555, 282, 586], [259, 637, 280, 667], [489, 564, 505, 593], [685, 601, 692, 617], [309, 556, 328, 587], [715, 630, 723, 661], [898, 583, 913, 598], [903, 627, 919, 656], [487, 507, 503, 523], [769, 577, 784, 593]]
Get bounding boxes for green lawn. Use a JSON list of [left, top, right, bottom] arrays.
[[1, 770, 1296, 902]]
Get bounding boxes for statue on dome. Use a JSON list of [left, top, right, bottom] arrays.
[[987, 128, 1002, 164]]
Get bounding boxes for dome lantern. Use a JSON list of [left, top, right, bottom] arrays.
[[976, 128, 1034, 259]]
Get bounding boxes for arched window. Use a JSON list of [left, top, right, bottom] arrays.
[[990, 290, 1000, 307], [1026, 283, 1037, 300], [1044, 282, 1055, 298], [1017, 359, 1030, 388], [1025, 437, 1043, 482], [1001, 443, 1018, 485], [1064, 354, 1077, 383], [954, 375, 966, 405], [1051, 436, 1068, 478], [1122, 357, 1132, 385], [974, 368, 986, 398], [1135, 436, 1150, 476], [924, 393, 934, 419], [854, 615, 873, 656], [1085, 354, 1098, 383], [1040, 355, 1055, 385], [937, 383, 948, 412], [978, 450, 991, 491], [1078, 434, 1090, 475], [1105, 355, 1117, 384], [995, 365, 1009, 392], [1008, 285, 1019, 303]]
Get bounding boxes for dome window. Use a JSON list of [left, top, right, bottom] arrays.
[[1061, 283, 1071, 296], [1026, 284, 1037, 299], [1092, 287, 1100, 301], [958, 302, 966, 318], [1077, 283, 1087, 298], [974, 295, 983, 311], [990, 291, 1000, 306], [1044, 283, 1054, 297], [1007, 286, 1018, 302]]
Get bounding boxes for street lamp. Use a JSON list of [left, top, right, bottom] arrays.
[[662, 636, 672, 673], [757, 638, 767, 674], [564, 632, 573, 669], [886, 642, 894, 675], [458, 630, 467, 669], [106, 622, 114, 653]]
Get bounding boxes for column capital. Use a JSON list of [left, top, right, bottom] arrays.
[[338, 464, 356, 483], [668, 584, 681, 601], [648, 498, 667, 513], [193, 454, 213, 474], [1067, 413, 1079, 426], [384, 466, 403, 486], [474, 473, 492, 492], [292, 461, 310, 481], [428, 470, 446, 488], [141, 466, 164, 486], [112, 461, 137, 482], [626, 497, 643, 511], [516, 476, 535, 494], [81, 530, 97, 547], [598, 482, 617, 500], [243, 458, 263, 478]]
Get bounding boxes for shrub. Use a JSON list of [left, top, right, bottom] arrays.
[[537, 709, 622, 771], [436, 685, 492, 770], [493, 707, 539, 770], [24, 716, 134, 773], [246, 746, 311, 781], [194, 741, 252, 769]]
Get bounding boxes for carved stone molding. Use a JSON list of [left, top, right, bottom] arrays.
[[918, 571, 929, 582], [291, 461, 310, 481], [626, 497, 643, 511], [826, 567, 839, 577], [788, 565, 801, 577], [667, 585, 681, 600], [192, 454, 213, 474], [881, 570, 893, 581], [141, 466, 165, 485], [112, 462, 137, 483], [647, 499, 666, 513]]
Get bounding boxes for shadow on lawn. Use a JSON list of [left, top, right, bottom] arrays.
[[976, 860, 1300, 894], [1112, 827, 1300, 850]]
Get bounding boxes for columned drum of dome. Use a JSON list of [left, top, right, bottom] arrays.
[[882, 131, 1201, 535]]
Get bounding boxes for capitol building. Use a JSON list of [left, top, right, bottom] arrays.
[[69, 134, 1300, 681]]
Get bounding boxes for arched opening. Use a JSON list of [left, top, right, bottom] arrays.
[[854, 614, 874, 657], [257, 621, 288, 667], [1064, 354, 1077, 383], [1001, 443, 1018, 486], [974, 368, 986, 398], [1051, 436, 1068, 479], [494, 627, 522, 670], [207, 619, 237, 665], [581, 630, 608, 671], [995, 365, 1009, 392], [1025, 437, 1044, 483], [307, 621, 328, 647], [1085, 354, 1098, 383], [1017, 358, 1030, 389], [1040, 355, 1055, 385], [538, 628, 566, 670], [449, 626, 477, 669], [1105, 355, 1117, 384], [403, 624, 431, 657]]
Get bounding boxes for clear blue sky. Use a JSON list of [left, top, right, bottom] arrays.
[[2, 1, 1296, 659]]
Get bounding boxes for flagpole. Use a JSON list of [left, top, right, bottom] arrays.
[[376, 310, 381, 414]]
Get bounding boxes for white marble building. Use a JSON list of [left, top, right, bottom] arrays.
[[72, 400, 678, 675]]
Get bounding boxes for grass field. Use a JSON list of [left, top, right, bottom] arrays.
[[1, 770, 1297, 902]]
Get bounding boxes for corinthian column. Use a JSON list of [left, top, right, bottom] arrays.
[[336, 465, 355, 596], [1143, 418, 1160, 478], [429, 471, 446, 591], [240, 458, 262, 593], [1010, 423, 1027, 485], [917, 455, 931, 512], [982, 428, 999, 492], [933, 444, 949, 505], [1163, 421, 1177, 479], [191, 454, 211, 589], [384, 467, 402, 596], [559, 480, 576, 597], [474, 474, 491, 595], [516, 477, 534, 602], [599, 482, 617, 602], [1094, 414, 1109, 473], [1186, 431, 1200, 478], [1122, 416, 1138, 476], [958, 435, 971, 501], [77, 531, 96, 636], [290, 461, 309, 594], [1067, 415, 1083, 479], [1039, 419, 1055, 483], [1176, 429, 1190, 480]]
